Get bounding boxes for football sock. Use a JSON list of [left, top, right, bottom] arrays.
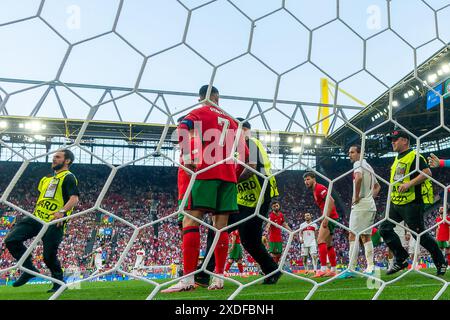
[[327, 246, 337, 267], [318, 243, 328, 271], [214, 231, 229, 275], [348, 241, 357, 270], [182, 226, 200, 275], [312, 255, 318, 271], [238, 262, 244, 273], [364, 241, 375, 269], [303, 259, 309, 271]]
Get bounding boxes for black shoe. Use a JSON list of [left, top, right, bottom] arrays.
[[436, 262, 448, 276], [47, 283, 64, 293], [386, 259, 408, 275], [12, 272, 37, 287], [262, 271, 282, 285]]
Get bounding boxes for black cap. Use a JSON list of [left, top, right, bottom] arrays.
[[199, 85, 219, 98], [387, 129, 410, 141], [236, 117, 251, 129]]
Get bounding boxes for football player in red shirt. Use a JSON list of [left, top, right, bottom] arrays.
[[176, 115, 195, 230], [303, 172, 340, 277], [224, 230, 246, 277], [162, 85, 247, 293], [436, 206, 450, 265], [265, 201, 291, 264]]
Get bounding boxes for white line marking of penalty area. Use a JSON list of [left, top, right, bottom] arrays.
[[165, 283, 444, 300]]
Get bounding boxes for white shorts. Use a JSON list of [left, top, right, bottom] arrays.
[[349, 207, 376, 235], [301, 245, 317, 257]]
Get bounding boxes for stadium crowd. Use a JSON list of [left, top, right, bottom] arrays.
[[0, 158, 449, 279]]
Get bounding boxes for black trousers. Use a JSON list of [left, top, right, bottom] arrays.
[[201, 200, 278, 276], [379, 202, 445, 265], [4, 216, 64, 281]]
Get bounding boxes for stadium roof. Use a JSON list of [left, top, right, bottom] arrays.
[[2, 46, 450, 158], [0, 115, 327, 156], [328, 45, 450, 156]]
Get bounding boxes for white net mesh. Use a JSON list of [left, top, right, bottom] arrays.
[[0, 0, 450, 300]]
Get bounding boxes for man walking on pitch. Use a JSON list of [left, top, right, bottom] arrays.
[[194, 118, 282, 286], [224, 230, 245, 277], [235, 120, 283, 284], [5, 149, 80, 293], [379, 129, 446, 275], [340, 144, 381, 278]]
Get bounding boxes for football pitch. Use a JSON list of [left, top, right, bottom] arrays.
[[1, 269, 450, 300]]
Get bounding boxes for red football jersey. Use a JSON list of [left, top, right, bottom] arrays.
[[231, 230, 241, 244], [268, 211, 284, 242], [313, 183, 339, 219], [179, 105, 247, 183], [177, 137, 196, 200], [177, 168, 190, 201], [436, 216, 450, 241]]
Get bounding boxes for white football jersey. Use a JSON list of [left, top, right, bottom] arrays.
[[299, 222, 318, 247], [353, 159, 377, 202], [95, 247, 102, 260]]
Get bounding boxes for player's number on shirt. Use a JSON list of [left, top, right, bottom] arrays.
[[217, 117, 230, 147]]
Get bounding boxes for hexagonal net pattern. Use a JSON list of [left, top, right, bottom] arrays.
[[0, 0, 450, 300]]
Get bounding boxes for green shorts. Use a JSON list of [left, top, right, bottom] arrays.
[[371, 230, 382, 247], [269, 242, 283, 254], [188, 179, 238, 214], [229, 244, 243, 260], [437, 240, 450, 249]]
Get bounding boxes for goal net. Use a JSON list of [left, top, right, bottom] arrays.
[[0, 0, 449, 300]]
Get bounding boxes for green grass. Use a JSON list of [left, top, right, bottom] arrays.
[[1, 269, 450, 300]]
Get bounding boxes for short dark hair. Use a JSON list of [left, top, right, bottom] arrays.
[[271, 200, 280, 206], [236, 117, 251, 129], [303, 171, 316, 179], [199, 85, 219, 99], [177, 115, 186, 123], [60, 149, 75, 167], [350, 144, 361, 153]]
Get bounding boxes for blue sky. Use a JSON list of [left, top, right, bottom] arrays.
[[1, 0, 450, 132]]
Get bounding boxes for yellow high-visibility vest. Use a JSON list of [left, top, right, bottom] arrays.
[[390, 150, 433, 205], [237, 137, 279, 207], [33, 170, 77, 224]]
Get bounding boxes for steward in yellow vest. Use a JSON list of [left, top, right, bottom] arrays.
[[390, 150, 433, 206], [5, 149, 80, 293], [379, 129, 446, 276], [232, 118, 281, 284], [237, 136, 279, 208]]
